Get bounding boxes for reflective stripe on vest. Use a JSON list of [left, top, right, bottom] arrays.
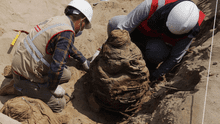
[[137, 0, 206, 45], [24, 23, 71, 67]]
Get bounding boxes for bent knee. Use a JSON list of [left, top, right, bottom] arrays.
[[60, 68, 71, 83], [145, 39, 171, 64]]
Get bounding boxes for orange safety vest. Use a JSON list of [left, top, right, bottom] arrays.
[[137, 0, 206, 46]]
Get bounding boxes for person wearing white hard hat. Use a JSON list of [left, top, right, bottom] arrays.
[[0, 0, 93, 113], [105, 0, 205, 86]]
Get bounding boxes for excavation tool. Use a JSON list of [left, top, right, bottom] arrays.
[[13, 30, 29, 35], [90, 47, 102, 63], [7, 30, 29, 54], [160, 85, 194, 91], [65, 93, 75, 103], [152, 85, 181, 98], [11, 31, 21, 46], [91, 40, 107, 63], [159, 85, 180, 90], [10, 30, 29, 46]]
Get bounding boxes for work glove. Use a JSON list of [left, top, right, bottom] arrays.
[[82, 60, 90, 71], [149, 71, 163, 87], [149, 75, 159, 87], [50, 85, 65, 98], [150, 75, 158, 82]]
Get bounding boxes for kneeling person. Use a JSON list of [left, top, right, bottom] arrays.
[[0, 0, 93, 113]]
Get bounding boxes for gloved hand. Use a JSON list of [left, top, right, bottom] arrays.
[[150, 75, 158, 82], [149, 74, 164, 87], [149, 75, 158, 87], [50, 85, 65, 98], [149, 71, 162, 87], [82, 60, 90, 71]]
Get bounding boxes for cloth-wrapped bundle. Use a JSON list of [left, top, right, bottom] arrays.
[[90, 29, 151, 113]]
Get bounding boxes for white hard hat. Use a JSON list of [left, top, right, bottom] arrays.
[[166, 1, 199, 35], [68, 0, 93, 29]]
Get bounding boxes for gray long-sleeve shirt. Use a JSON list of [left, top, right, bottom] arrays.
[[115, 0, 193, 78]]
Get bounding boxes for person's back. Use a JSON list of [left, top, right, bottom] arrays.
[[12, 15, 74, 83]]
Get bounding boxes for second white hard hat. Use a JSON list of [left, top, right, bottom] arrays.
[[68, 0, 93, 29], [166, 1, 199, 35]]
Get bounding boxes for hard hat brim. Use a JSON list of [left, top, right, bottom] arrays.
[[68, 0, 93, 29]]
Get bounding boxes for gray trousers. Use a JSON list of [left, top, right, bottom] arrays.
[[108, 15, 171, 68], [13, 68, 71, 113]]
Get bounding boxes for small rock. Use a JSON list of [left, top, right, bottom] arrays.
[[209, 73, 214, 76], [213, 62, 218, 65], [3, 65, 13, 78], [93, 3, 98, 6], [0, 28, 5, 37]]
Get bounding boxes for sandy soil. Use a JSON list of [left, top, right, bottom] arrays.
[[0, 0, 219, 124]]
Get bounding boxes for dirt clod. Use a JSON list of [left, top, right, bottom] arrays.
[[3, 65, 13, 78]]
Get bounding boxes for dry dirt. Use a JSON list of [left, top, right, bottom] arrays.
[[0, 0, 219, 124]]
